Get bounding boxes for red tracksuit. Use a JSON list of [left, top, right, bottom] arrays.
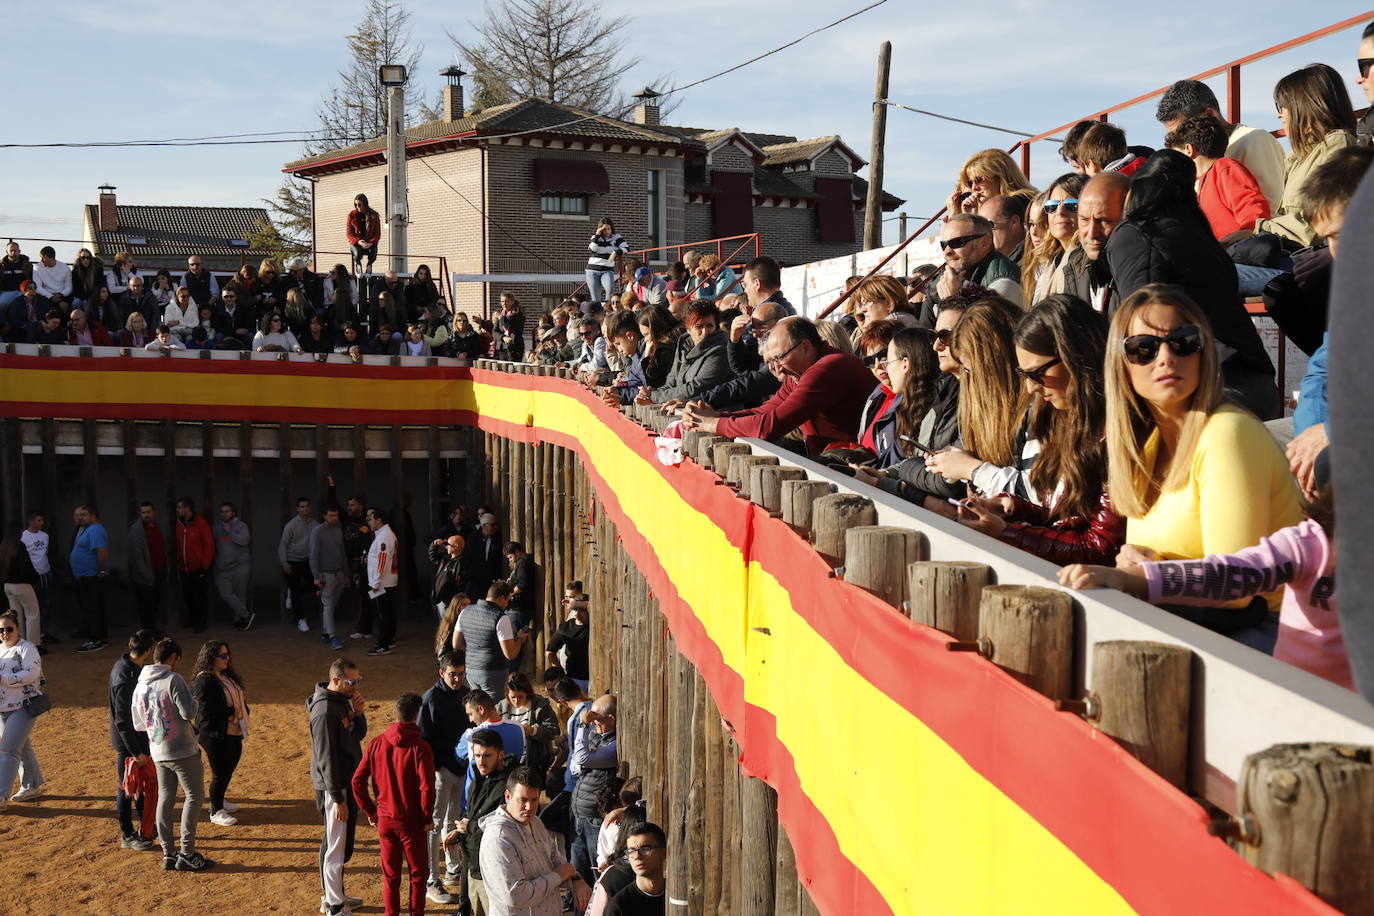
[[352, 721, 436, 916]]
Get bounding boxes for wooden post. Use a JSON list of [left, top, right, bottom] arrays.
[[711, 443, 750, 479], [774, 827, 801, 916], [978, 585, 1074, 701], [740, 778, 778, 915], [1238, 743, 1374, 915], [695, 434, 726, 467], [908, 561, 992, 638], [779, 480, 835, 535], [862, 40, 892, 251], [391, 425, 408, 610], [82, 418, 98, 511], [352, 424, 367, 501], [843, 526, 926, 607], [809, 493, 876, 569], [1089, 641, 1192, 790], [122, 420, 138, 523], [730, 454, 778, 497], [754, 466, 806, 513]]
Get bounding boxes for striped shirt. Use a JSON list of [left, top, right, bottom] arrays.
[[587, 232, 629, 271]]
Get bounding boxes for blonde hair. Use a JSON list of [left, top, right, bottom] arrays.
[[1104, 284, 1224, 518], [855, 274, 915, 319], [435, 594, 470, 655], [956, 149, 1036, 200], [950, 300, 1023, 467], [1022, 175, 1085, 305], [697, 253, 722, 271], [258, 258, 280, 276], [815, 319, 854, 355]]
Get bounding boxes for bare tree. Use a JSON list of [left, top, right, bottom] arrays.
[[449, 0, 675, 117], [272, 0, 435, 248]]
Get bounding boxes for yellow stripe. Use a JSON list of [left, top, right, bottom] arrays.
[[2, 365, 1134, 914]]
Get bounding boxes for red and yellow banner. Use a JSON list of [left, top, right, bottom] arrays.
[[0, 355, 1335, 915]]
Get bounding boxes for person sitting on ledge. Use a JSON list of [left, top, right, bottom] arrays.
[[682, 316, 874, 457]]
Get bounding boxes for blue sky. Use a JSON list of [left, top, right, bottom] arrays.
[[3, 0, 1370, 262]]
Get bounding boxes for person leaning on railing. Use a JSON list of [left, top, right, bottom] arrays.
[[636, 302, 730, 407]]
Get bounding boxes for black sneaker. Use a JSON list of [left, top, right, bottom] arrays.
[[41, 633, 59, 645], [77, 640, 106, 653], [122, 834, 155, 851], [176, 850, 215, 871], [237, 613, 255, 632], [367, 644, 392, 656], [162, 854, 178, 870]]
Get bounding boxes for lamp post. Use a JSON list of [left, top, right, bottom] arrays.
[[379, 64, 408, 274]]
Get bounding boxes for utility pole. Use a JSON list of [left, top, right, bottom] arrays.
[[380, 64, 409, 273], [862, 41, 892, 250]]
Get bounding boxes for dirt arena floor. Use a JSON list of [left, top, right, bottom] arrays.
[[2, 613, 455, 916]]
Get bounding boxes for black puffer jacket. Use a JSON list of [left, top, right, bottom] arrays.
[[1105, 214, 1273, 375]]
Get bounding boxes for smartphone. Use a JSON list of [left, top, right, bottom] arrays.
[[899, 435, 935, 456]]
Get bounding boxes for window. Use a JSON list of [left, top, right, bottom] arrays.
[[540, 193, 588, 216], [646, 169, 664, 252]]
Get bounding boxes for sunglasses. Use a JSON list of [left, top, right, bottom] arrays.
[[1360, 57, 1374, 79], [215, 652, 230, 659], [939, 233, 985, 251], [932, 328, 953, 345], [341, 675, 365, 686], [1015, 355, 1061, 385], [0, 626, 16, 634], [862, 351, 886, 367], [1043, 198, 1078, 215], [1122, 325, 1203, 365]]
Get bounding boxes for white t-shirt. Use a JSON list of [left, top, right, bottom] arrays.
[[458, 605, 515, 641], [20, 530, 49, 575]]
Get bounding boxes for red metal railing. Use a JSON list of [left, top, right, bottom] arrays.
[[817, 11, 1374, 320]]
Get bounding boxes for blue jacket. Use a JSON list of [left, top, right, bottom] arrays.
[[1294, 333, 1327, 434]]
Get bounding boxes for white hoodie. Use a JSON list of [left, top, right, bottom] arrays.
[[131, 663, 198, 762]]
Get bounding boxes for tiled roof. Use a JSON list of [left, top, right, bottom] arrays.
[[851, 177, 906, 210], [660, 125, 798, 149], [285, 98, 694, 173], [760, 136, 846, 167], [754, 168, 816, 200], [85, 204, 272, 256]]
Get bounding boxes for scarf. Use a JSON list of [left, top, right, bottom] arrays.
[[217, 672, 249, 738]]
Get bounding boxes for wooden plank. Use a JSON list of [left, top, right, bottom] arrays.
[[201, 421, 215, 523], [427, 425, 442, 537], [238, 423, 254, 534], [391, 425, 408, 609], [82, 418, 98, 510], [353, 425, 367, 500], [122, 420, 138, 522]]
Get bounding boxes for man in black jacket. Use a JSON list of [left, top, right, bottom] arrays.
[[417, 651, 469, 904], [446, 727, 515, 915], [463, 515, 505, 600], [428, 535, 467, 616], [109, 629, 158, 850], [308, 659, 368, 916], [1062, 173, 1130, 313], [503, 541, 539, 629]]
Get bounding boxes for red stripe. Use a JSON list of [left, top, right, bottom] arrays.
[[0, 352, 471, 380]]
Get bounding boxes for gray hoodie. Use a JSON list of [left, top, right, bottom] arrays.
[[212, 518, 251, 572], [131, 663, 198, 762], [478, 804, 571, 916]]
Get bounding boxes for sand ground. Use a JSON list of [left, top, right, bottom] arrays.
[[2, 613, 454, 916]]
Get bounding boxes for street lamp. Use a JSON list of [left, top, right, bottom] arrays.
[[379, 64, 408, 273]]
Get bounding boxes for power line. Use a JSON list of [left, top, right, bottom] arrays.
[[880, 99, 1064, 142]]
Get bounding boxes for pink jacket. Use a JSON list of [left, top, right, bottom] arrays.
[[1141, 519, 1350, 689]]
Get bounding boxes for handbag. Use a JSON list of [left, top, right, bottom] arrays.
[[22, 692, 52, 717]]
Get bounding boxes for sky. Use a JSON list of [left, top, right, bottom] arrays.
[[3, 0, 1371, 263]]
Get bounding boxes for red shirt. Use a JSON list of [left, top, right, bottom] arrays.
[[1197, 157, 1271, 240], [715, 345, 873, 454], [860, 386, 898, 453], [143, 522, 166, 571]]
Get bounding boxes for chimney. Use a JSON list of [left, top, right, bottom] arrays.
[[97, 184, 118, 232], [632, 87, 661, 127], [441, 65, 466, 120]]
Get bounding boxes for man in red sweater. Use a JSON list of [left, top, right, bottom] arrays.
[[174, 497, 215, 633], [682, 317, 875, 455], [353, 692, 436, 916]]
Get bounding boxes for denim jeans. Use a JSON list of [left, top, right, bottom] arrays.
[[0, 707, 40, 800], [585, 269, 615, 304], [570, 813, 601, 888], [1235, 263, 1286, 297]]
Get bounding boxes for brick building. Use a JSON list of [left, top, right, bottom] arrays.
[[82, 185, 272, 273], [283, 77, 901, 317]]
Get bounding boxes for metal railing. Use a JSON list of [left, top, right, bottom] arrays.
[[817, 11, 1374, 320]]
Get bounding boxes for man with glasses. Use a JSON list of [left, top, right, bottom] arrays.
[[309, 659, 368, 916], [180, 257, 219, 308], [977, 195, 1029, 263], [725, 300, 785, 375], [1156, 79, 1286, 209], [571, 318, 608, 374], [683, 316, 874, 456], [1357, 23, 1374, 146], [932, 214, 1021, 307], [605, 823, 668, 915], [214, 289, 255, 343]]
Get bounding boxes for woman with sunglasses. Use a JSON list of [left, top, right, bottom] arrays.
[[1063, 285, 1302, 651], [252, 311, 304, 353], [952, 295, 1125, 565], [922, 298, 1038, 502], [849, 319, 907, 468], [850, 275, 930, 346], [0, 609, 45, 808], [1104, 151, 1279, 419], [1022, 174, 1085, 305], [191, 640, 250, 826], [946, 149, 1037, 216]]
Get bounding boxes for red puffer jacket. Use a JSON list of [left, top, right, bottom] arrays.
[[176, 514, 215, 573], [345, 209, 381, 247], [997, 492, 1125, 567]]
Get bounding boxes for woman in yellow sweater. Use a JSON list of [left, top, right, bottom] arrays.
[[1060, 284, 1302, 652]]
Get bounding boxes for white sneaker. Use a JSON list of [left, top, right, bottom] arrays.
[[11, 785, 44, 802], [297, 618, 309, 632], [426, 883, 454, 904], [220, 801, 239, 814], [210, 810, 238, 826]]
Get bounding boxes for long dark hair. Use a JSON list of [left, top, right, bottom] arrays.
[[1015, 294, 1108, 519], [353, 193, 376, 215], [1274, 63, 1357, 158], [0, 528, 21, 581], [890, 328, 940, 455], [195, 640, 244, 688], [1123, 150, 1210, 231]]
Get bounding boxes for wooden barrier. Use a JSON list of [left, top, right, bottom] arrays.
[[907, 561, 991, 638]]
